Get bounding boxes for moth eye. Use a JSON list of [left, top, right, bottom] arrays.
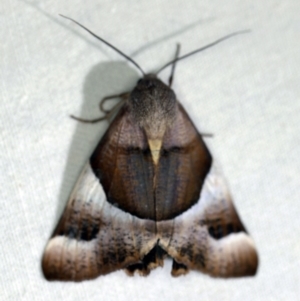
[[144, 80, 155, 88], [136, 79, 155, 90]]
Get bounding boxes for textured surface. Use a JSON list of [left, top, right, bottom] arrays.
[[1, 0, 300, 300]]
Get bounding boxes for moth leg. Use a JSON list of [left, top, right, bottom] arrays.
[[70, 93, 128, 124], [125, 244, 166, 276], [70, 114, 107, 124], [99, 92, 130, 113]]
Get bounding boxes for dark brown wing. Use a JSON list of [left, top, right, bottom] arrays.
[[90, 105, 157, 220], [154, 104, 212, 220], [90, 104, 212, 221]]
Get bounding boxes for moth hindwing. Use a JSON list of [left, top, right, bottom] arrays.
[[42, 17, 258, 281]]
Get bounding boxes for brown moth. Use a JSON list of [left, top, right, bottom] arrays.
[[42, 16, 258, 281]]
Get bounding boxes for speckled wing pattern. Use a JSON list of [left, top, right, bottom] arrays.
[[42, 104, 258, 281]]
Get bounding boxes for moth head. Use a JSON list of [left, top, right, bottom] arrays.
[[59, 15, 249, 139], [129, 75, 177, 139]]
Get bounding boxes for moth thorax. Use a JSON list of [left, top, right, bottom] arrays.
[[129, 76, 177, 139]]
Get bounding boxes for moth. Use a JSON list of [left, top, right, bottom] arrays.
[[42, 16, 258, 281]]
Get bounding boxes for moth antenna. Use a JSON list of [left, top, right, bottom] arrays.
[[59, 14, 146, 76], [156, 30, 251, 75], [168, 43, 181, 87]]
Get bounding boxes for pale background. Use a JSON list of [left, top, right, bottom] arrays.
[[1, 0, 300, 300]]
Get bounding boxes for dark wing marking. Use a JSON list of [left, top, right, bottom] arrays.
[[157, 162, 259, 277], [90, 103, 212, 221], [90, 106, 157, 220], [155, 104, 212, 220], [42, 164, 157, 281]]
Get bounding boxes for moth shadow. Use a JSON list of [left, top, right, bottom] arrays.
[[53, 61, 139, 228]]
